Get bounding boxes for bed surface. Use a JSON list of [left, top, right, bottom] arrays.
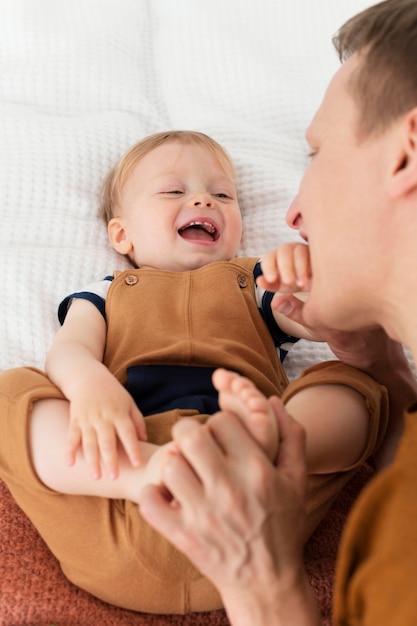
[[1, 0, 374, 380]]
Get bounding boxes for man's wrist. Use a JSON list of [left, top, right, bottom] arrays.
[[221, 566, 322, 626], [362, 341, 417, 468]]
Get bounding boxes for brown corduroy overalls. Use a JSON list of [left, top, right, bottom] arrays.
[[0, 259, 388, 613]]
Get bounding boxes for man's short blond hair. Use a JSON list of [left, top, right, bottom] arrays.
[[333, 0, 417, 138]]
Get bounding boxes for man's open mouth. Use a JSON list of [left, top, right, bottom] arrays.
[[178, 220, 219, 242]]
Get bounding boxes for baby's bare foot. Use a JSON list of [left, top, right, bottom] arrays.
[[212, 368, 278, 460]]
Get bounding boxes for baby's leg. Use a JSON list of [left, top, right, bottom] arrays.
[[212, 368, 278, 460], [30, 398, 175, 503]]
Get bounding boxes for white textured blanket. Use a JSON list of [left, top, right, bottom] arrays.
[[1, 0, 374, 380]]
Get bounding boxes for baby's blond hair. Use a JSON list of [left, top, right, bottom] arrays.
[[99, 130, 236, 224]]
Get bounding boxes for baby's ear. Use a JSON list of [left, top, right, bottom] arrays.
[[108, 217, 133, 254]]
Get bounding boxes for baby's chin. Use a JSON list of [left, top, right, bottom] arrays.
[[134, 249, 238, 273], [178, 253, 236, 272]]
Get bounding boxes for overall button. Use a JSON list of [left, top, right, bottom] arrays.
[[125, 275, 138, 286], [237, 274, 248, 288]]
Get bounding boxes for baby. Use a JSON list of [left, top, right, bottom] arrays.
[[33, 130, 385, 504]]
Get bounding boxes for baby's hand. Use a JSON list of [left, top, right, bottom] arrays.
[[66, 380, 147, 480], [258, 243, 324, 342], [257, 242, 311, 294]]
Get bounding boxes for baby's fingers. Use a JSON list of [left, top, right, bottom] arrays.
[[259, 245, 298, 291], [65, 424, 101, 478], [80, 425, 102, 480], [259, 243, 311, 292], [65, 424, 82, 468], [292, 244, 311, 289], [96, 423, 120, 480], [66, 420, 103, 479], [258, 249, 282, 290], [131, 406, 148, 442], [274, 243, 310, 288], [115, 413, 147, 470]]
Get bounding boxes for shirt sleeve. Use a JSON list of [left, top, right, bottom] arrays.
[[57, 276, 113, 325], [253, 261, 300, 362]]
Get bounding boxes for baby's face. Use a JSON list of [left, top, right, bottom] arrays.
[[109, 141, 242, 271]]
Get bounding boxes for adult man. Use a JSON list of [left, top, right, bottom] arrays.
[[138, 1, 417, 624]]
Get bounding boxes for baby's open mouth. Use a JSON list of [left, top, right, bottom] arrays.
[[178, 220, 219, 241]]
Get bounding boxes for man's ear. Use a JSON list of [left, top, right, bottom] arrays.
[[390, 107, 417, 199], [108, 217, 133, 254]]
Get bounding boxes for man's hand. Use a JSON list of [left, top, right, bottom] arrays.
[[268, 288, 417, 469], [139, 400, 321, 625]]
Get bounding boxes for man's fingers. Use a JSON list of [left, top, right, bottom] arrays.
[[207, 410, 270, 462], [139, 455, 205, 552], [269, 396, 307, 498], [139, 484, 198, 557], [139, 484, 177, 530], [158, 443, 204, 506], [170, 418, 226, 490], [172, 412, 272, 485]]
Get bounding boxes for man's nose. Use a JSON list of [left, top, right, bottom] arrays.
[[286, 195, 303, 230]]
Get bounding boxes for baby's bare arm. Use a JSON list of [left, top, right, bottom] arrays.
[[46, 298, 147, 479], [285, 384, 369, 473]]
